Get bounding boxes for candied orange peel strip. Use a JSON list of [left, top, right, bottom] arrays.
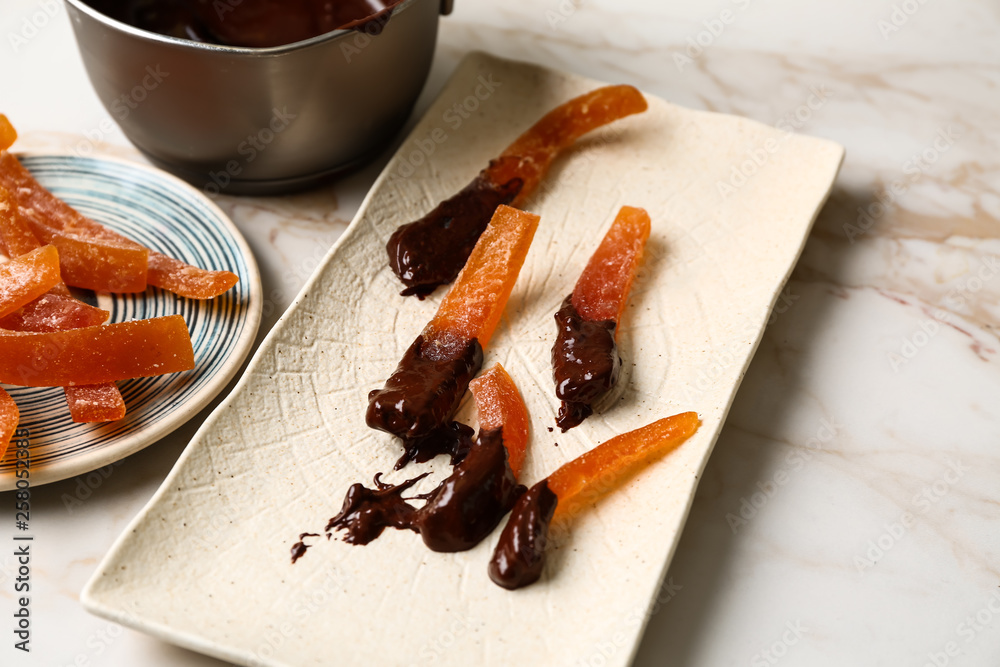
[[366, 206, 539, 449], [66, 384, 124, 423], [469, 363, 529, 480], [0, 115, 16, 153], [0, 153, 149, 293], [571, 205, 651, 326], [0, 314, 194, 387], [5, 292, 120, 421], [488, 411, 701, 590], [0, 190, 76, 306], [0, 214, 123, 417], [0, 152, 238, 299], [146, 253, 239, 299], [0, 245, 62, 319], [0, 185, 40, 257], [423, 204, 539, 355], [387, 85, 647, 298], [548, 411, 701, 519], [0, 293, 109, 332], [495, 85, 649, 206], [64, 384, 127, 423], [0, 387, 17, 462], [50, 233, 149, 293], [0, 122, 198, 422]]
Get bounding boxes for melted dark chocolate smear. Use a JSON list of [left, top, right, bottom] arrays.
[[386, 168, 524, 298], [392, 421, 475, 471], [488, 480, 558, 590], [412, 428, 525, 552], [325, 429, 523, 552], [551, 295, 621, 432], [366, 334, 483, 443], [290, 532, 320, 564], [325, 472, 427, 545], [87, 0, 401, 48]]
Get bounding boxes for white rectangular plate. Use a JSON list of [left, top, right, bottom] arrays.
[[82, 52, 844, 667]]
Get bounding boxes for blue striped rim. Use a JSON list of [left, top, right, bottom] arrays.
[[0, 154, 260, 479]]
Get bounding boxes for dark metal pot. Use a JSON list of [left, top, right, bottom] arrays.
[[64, 0, 453, 194]]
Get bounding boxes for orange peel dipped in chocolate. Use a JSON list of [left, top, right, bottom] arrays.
[[0, 185, 39, 258], [552, 206, 651, 431], [406, 363, 531, 552], [367, 205, 539, 467], [488, 411, 701, 590], [387, 85, 648, 298], [322, 362, 531, 555]]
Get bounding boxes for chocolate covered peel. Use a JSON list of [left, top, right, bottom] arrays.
[[82, 53, 844, 667]]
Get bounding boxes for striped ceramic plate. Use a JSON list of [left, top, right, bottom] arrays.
[[0, 153, 262, 489]]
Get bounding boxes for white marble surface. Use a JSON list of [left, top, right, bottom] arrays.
[[1, 1, 999, 665]]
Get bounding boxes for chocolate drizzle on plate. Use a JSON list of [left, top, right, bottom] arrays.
[[391, 421, 475, 471], [297, 428, 523, 561], [551, 295, 621, 431], [386, 168, 524, 298], [290, 532, 321, 564], [324, 473, 428, 546]]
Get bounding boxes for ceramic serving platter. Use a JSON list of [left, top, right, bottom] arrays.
[[82, 52, 844, 666], [0, 153, 261, 490]]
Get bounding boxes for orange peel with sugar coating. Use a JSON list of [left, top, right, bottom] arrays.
[[0, 185, 39, 257], [571, 205, 651, 326], [547, 411, 701, 520], [388, 85, 647, 298], [50, 233, 149, 293], [0, 120, 207, 424], [0, 314, 194, 387], [0, 388, 17, 462], [0, 245, 62, 319], [423, 204, 539, 355], [146, 252, 238, 299], [0, 152, 238, 299], [64, 384, 127, 423], [0, 181, 125, 419], [469, 363, 529, 480], [0, 115, 16, 153]]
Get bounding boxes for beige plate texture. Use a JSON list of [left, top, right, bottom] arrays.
[[82, 52, 844, 667]]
